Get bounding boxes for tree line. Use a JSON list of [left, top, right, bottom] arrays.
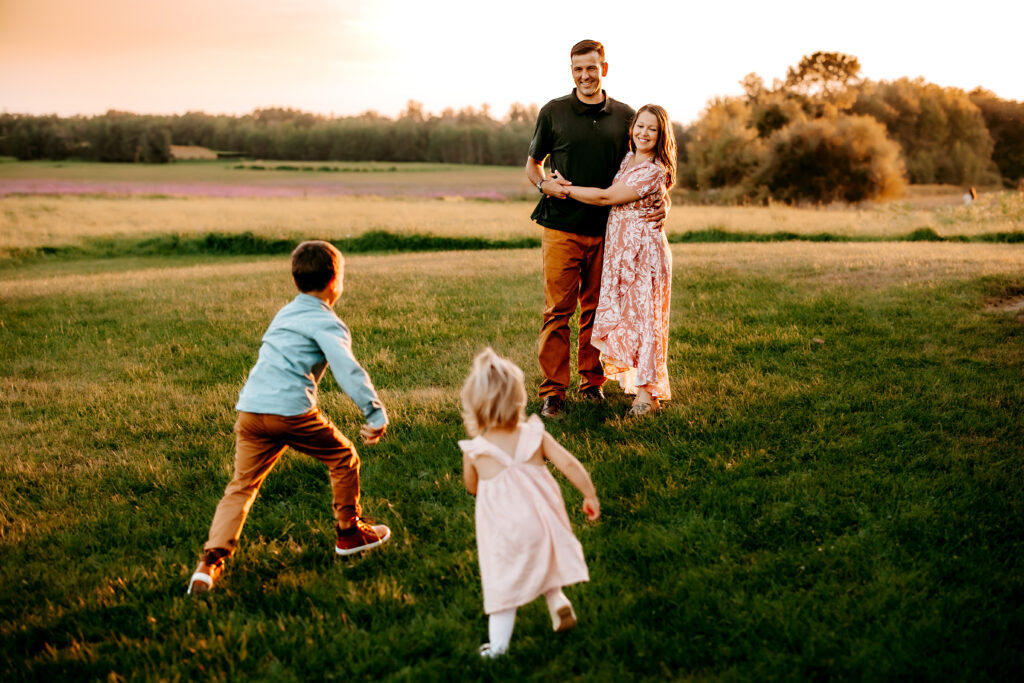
[[2, 53, 1022, 203], [0, 102, 539, 167], [681, 53, 1024, 202]]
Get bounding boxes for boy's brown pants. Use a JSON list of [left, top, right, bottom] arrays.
[[203, 410, 360, 556]]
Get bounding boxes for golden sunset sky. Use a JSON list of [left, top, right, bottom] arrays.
[[2, 0, 1021, 124]]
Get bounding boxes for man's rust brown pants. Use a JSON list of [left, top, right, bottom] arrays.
[[538, 227, 606, 399]]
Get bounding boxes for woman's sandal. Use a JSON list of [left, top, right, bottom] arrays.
[[627, 398, 661, 418]]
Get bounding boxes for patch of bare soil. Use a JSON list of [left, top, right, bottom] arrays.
[[986, 295, 1024, 321]]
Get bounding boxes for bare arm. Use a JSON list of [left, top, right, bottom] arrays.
[[462, 451, 478, 496], [541, 432, 600, 520], [550, 170, 640, 207], [525, 156, 569, 199], [563, 181, 642, 207], [554, 170, 669, 225]]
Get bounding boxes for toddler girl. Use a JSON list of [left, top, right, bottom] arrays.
[[458, 348, 600, 658]]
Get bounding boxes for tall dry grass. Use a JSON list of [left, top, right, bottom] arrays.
[[0, 196, 538, 251], [668, 189, 1024, 238], [2, 190, 1022, 254]]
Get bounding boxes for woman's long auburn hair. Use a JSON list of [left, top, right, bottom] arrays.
[[628, 104, 677, 189]]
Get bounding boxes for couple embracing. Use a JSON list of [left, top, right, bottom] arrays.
[[526, 39, 677, 419]]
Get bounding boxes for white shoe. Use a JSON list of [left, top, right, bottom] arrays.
[[547, 594, 577, 632]]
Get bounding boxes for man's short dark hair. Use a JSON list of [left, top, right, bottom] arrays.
[[291, 240, 342, 292], [571, 39, 605, 62]]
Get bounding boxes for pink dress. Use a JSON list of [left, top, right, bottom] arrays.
[[592, 152, 672, 400], [457, 415, 589, 614]]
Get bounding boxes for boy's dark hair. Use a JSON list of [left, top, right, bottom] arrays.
[[571, 39, 604, 61], [291, 240, 342, 292]]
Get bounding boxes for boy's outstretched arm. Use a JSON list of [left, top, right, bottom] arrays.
[[315, 321, 388, 432], [541, 432, 600, 520]]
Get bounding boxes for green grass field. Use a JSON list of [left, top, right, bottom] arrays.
[[1, 161, 1023, 680]]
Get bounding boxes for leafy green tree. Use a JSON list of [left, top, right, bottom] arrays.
[[505, 102, 539, 125], [7, 115, 74, 160], [683, 97, 763, 191], [169, 112, 213, 147], [253, 107, 322, 128], [759, 115, 906, 203], [681, 54, 905, 204], [969, 89, 1024, 185], [853, 78, 998, 184], [737, 72, 807, 139], [784, 52, 862, 100], [752, 91, 807, 139], [783, 51, 862, 115], [140, 124, 171, 163]]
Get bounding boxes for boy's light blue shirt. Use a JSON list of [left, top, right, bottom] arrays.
[[236, 293, 387, 428]]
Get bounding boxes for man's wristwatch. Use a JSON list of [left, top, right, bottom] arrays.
[[536, 178, 546, 193]]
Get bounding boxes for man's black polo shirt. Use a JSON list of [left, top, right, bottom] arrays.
[[529, 89, 635, 237]]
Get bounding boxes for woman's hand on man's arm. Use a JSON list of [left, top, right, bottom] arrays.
[[647, 187, 670, 225]]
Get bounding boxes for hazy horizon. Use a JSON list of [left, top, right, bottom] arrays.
[[2, 0, 1022, 125]]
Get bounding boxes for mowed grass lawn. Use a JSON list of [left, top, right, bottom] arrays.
[[2, 242, 1023, 680]]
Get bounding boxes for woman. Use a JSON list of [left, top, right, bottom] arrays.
[[555, 104, 676, 417]]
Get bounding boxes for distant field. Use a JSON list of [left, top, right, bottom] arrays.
[[0, 159, 535, 200], [1, 162, 1020, 258], [667, 192, 1024, 239], [2, 193, 1021, 256], [0, 196, 538, 251]]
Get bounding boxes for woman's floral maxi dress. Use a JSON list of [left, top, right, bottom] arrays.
[[591, 151, 672, 400]]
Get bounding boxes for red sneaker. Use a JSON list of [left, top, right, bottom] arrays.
[[335, 518, 391, 556]]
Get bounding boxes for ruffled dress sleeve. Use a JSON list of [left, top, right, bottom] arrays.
[[458, 436, 486, 460], [623, 162, 665, 200], [513, 415, 546, 463], [459, 435, 514, 466]]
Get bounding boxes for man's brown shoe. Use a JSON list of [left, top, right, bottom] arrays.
[[541, 395, 565, 418], [578, 386, 605, 401]]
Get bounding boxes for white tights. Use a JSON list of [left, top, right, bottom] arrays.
[[487, 609, 516, 654], [486, 588, 569, 654]]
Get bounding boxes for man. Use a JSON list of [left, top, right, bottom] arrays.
[[526, 39, 662, 418]]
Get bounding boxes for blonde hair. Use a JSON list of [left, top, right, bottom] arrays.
[[460, 347, 527, 436]]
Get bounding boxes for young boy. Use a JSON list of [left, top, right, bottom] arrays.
[[188, 240, 391, 595]]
